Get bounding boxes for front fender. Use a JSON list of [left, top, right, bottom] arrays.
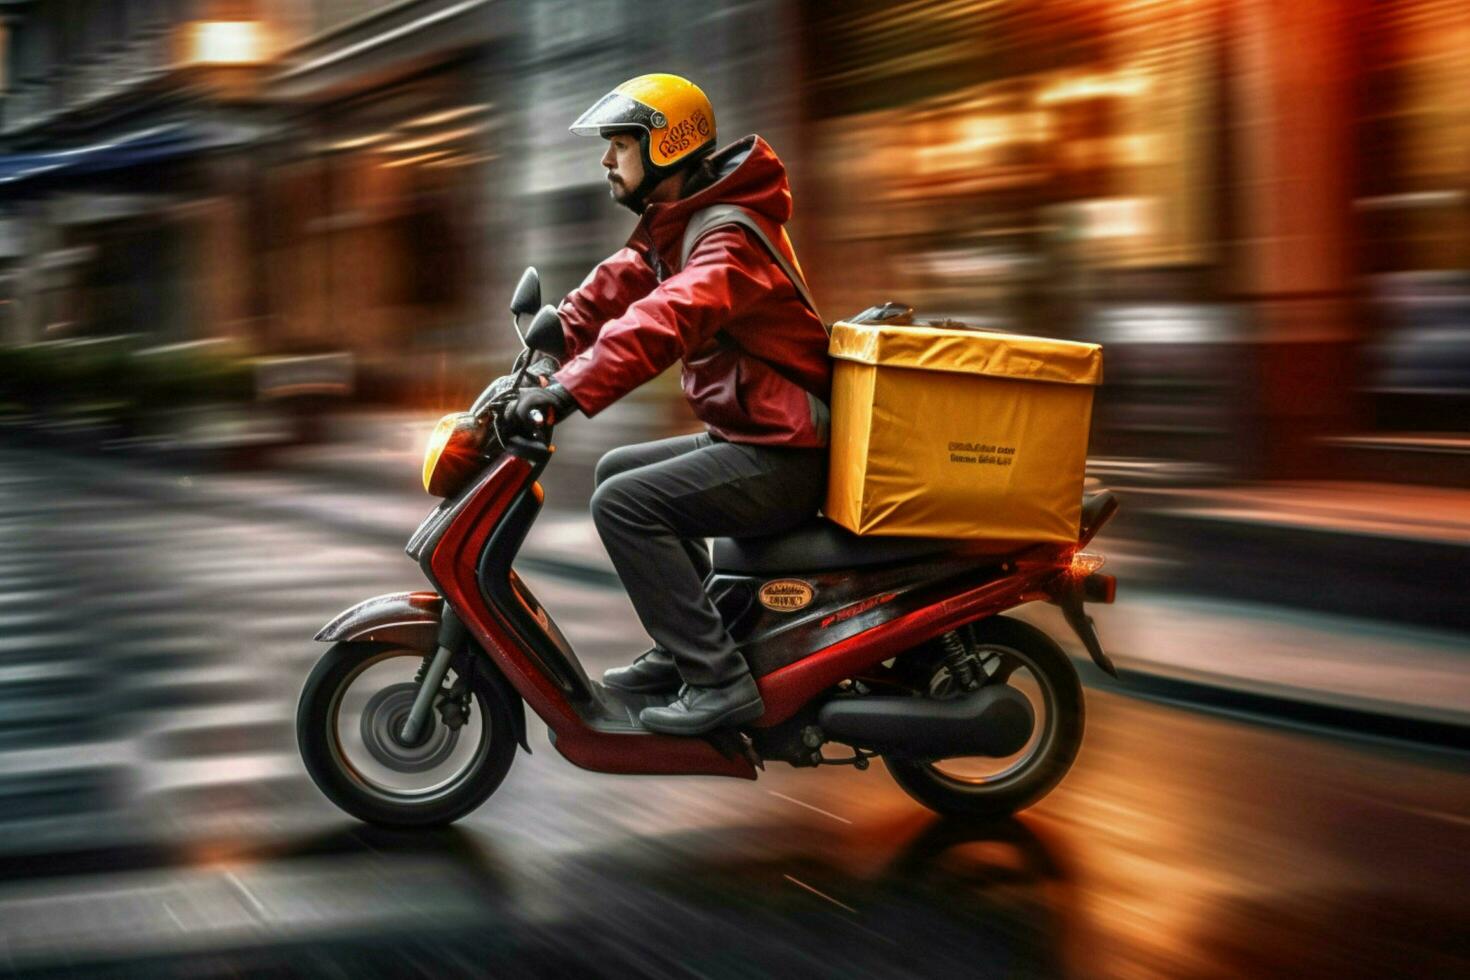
[[315, 591, 444, 649]]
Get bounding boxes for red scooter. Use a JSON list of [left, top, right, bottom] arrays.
[[297, 269, 1119, 827]]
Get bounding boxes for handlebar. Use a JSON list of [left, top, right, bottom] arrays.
[[469, 352, 561, 446]]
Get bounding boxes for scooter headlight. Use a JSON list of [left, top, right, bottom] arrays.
[[422, 412, 486, 497]]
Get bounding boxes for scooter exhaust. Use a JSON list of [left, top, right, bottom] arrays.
[[817, 686, 1034, 759]]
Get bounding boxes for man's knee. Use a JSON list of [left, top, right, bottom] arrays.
[[590, 471, 645, 531], [593, 446, 638, 489]]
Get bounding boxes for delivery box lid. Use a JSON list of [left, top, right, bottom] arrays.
[[829, 320, 1103, 386]]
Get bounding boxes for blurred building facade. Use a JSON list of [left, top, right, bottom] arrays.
[[0, 0, 509, 402], [0, 0, 280, 350], [258, 0, 508, 400], [1, 0, 1466, 480]]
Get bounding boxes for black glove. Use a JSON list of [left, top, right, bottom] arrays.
[[508, 381, 577, 434]]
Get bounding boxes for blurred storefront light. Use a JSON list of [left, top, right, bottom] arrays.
[[381, 150, 451, 168], [1074, 197, 1158, 241], [188, 22, 266, 66], [383, 125, 484, 154], [402, 105, 490, 129], [327, 133, 390, 152], [424, 153, 497, 169], [1036, 69, 1152, 105]]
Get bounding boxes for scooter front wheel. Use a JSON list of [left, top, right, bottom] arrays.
[[297, 641, 517, 827]]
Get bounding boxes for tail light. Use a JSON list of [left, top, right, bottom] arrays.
[[1065, 551, 1116, 603], [1070, 551, 1106, 575]]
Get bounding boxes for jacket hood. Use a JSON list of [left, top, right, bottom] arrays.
[[635, 135, 792, 258]]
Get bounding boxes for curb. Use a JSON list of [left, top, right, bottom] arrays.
[[1074, 660, 1470, 754]]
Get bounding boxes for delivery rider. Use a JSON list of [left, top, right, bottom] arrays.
[[508, 74, 831, 735]]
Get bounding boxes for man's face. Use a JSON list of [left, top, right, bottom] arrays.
[[601, 132, 644, 207]]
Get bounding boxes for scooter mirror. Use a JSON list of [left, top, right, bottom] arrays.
[[524, 305, 565, 358], [509, 267, 541, 319]]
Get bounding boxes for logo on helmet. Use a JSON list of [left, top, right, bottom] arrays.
[[657, 110, 712, 159]]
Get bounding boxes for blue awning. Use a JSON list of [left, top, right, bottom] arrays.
[[0, 124, 235, 188]]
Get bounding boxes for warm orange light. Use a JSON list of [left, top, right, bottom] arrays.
[[190, 21, 264, 65], [422, 414, 459, 493], [327, 133, 389, 151], [383, 125, 483, 154], [382, 150, 452, 169], [424, 152, 499, 169], [1071, 551, 1106, 575], [1036, 69, 1151, 105], [402, 105, 490, 129]]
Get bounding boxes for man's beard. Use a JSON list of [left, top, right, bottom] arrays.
[[608, 174, 645, 214]]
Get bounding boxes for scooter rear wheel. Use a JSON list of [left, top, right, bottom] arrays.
[[297, 641, 517, 827], [885, 616, 1083, 818]]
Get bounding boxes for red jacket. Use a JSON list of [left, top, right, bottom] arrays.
[[552, 136, 832, 447]]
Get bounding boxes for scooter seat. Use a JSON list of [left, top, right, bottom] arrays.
[[711, 516, 1003, 574], [713, 492, 1114, 575]]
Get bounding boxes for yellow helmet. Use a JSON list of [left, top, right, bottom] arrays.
[[570, 74, 717, 189]]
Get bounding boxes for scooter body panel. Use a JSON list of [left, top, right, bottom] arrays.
[[708, 542, 1067, 680], [753, 564, 1059, 726], [422, 448, 757, 779], [400, 440, 1085, 776]]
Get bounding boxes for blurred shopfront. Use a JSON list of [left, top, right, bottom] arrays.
[[801, 0, 1217, 322], [1348, 0, 1470, 482], [261, 0, 509, 404], [799, 0, 1470, 485], [799, 0, 1242, 478], [263, 60, 499, 401]]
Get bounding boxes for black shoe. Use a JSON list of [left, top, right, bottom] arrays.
[[638, 674, 765, 735], [603, 647, 681, 694]]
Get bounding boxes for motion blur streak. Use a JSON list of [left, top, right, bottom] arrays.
[[0, 0, 1465, 976]]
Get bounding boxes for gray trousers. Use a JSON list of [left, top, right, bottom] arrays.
[[590, 431, 828, 686]]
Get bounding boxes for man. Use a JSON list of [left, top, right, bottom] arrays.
[[508, 74, 831, 736]]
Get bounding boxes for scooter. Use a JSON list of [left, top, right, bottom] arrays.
[[297, 268, 1120, 827]]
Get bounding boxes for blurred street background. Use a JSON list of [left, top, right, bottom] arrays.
[[0, 0, 1466, 976]]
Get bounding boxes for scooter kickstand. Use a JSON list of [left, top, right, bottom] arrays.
[[707, 729, 764, 770], [738, 731, 765, 771]]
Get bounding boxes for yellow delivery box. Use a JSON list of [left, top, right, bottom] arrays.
[[824, 320, 1103, 543]]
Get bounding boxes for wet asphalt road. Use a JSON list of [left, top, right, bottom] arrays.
[[0, 448, 1467, 978]]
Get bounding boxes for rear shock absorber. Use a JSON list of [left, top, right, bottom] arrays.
[[939, 629, 980, 692]]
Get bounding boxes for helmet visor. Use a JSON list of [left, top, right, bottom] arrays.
[[569, 92, 660, 137]]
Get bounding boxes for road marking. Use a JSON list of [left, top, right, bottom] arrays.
[[224, 871, 268, 920], [783, 874, 857, 914], [162, 902, 186, 933], [767, 790, 852, 824]]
